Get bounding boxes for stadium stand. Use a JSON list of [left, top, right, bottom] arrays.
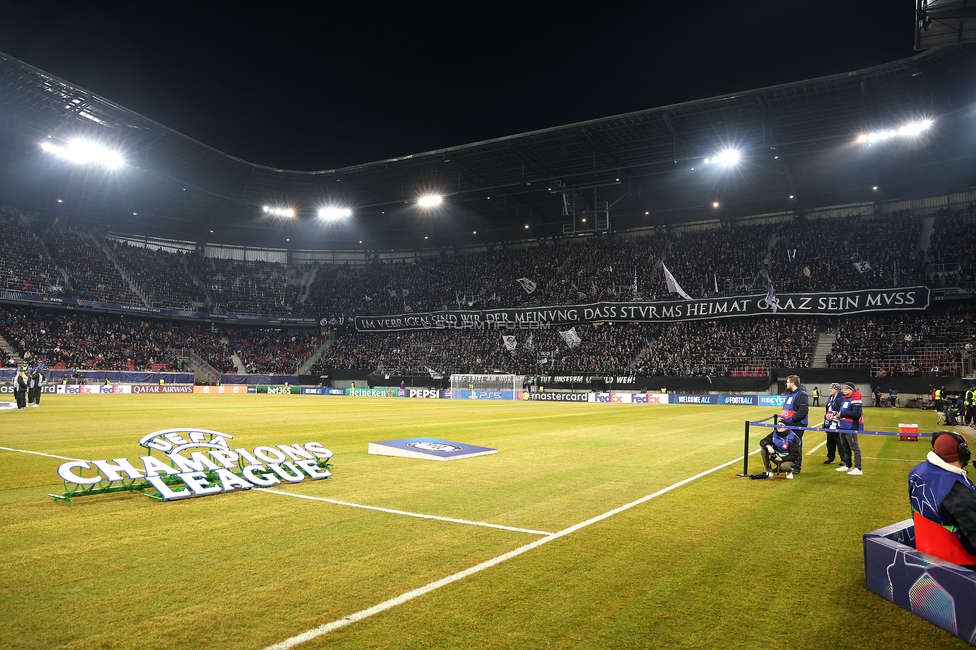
[[225, 327, 322, 374], [110, 242, 202, 310], [41, 221, 143, 305], [0, 207, 65, 295]]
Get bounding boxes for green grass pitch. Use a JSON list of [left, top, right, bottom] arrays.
[[0, 394, 969, 649]]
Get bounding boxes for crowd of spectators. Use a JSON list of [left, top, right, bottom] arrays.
[[0, 208, 64, 295], [0, 306, 215, 371], [634, 318, 818, 376], [225, 327, 322, 374], [828, 312, 976, 377], [0, 206, 971, 319], [312, 317, 818, 377], [111, 242, 202, 310], [770, 212, 925, 293], [42, 222, 143, 305], [185, 256, 291, 315], [312, 323, 656, 376]]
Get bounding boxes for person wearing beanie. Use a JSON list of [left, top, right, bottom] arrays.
[[822, 382, 844, 464], [836, 382, 864, 475], [908, 431, 976, 558], [778, 374, 809, 473], [759, 420, 801, 479]]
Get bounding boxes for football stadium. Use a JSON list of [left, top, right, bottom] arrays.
[[2, 5, 976, 649]]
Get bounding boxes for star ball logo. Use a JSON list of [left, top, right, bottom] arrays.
[[406, 441, 463, 453], [55, 428, 333, 502]]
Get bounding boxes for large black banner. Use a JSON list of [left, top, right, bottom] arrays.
[[354, 286, 930, 332]]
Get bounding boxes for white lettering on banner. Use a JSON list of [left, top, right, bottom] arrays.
[[54, 429, 334, 503], [354, 287, 931, 331]]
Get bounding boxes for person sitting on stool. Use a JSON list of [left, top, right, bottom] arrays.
[[760, 421, 801, 479]]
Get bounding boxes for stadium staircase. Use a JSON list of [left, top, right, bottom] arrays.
[[919, 216, 935, 256], [31, 223, 74, 292], [298, 334, 335, 375], [0, 333, 25, 366], [297, 265, 318, 306], [222, 336, 248, 374], [95, 237, 151, 307], [173, 348, 220, 385], [811, 331, 837, 368]]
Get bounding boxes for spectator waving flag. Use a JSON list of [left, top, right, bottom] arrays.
[[525, 333, 534, 350], [502, 334, 518, 351], [853, 260, 872, 273], [714, 273, 719, 294], [425, 366, 443, 379], [516, 277, 537, 294], [633, 268, 638, 295], [661, 263, 693, 300], [559, 327, 582, 349], [761, 269, 779, 313]]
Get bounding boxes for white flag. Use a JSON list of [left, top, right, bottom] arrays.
[[762, 270, 779, 313], [661, 263, 693, 300], [714, 274, 719, 294], [559, 327, 582, 349], [525, 333, 534, 350], [425, 366, 443, 379], [633, 268, 638, 294], [502, 335, 518, 351], [517, 277, 537, 294], [853, 261, 872, 273], [364, 295, 372, 301]]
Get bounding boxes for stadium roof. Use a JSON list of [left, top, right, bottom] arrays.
[[1, 45, 976, 250]]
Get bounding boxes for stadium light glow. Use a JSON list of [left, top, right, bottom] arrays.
[[40, 139, 124, 169], [262, 205, 295, 218], [856, 119, 933, 144], [712, 201, 720, 208], [418, 194, 443, 208], [318, 207, 352, 220]]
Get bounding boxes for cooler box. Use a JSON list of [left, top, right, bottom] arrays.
[[898, 423, 918, 442]]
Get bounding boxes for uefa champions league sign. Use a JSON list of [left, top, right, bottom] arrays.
[[52, 429, 333, 504]]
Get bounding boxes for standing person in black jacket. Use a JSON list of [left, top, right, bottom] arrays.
[[778, 375, 809, 474], [27, 366, 43, 408], [822, 382, 844, 465], [13, 365, 29, 410]]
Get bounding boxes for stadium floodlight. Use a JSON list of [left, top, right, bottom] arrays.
[[40, 139, 124, 169], [712, 149, 740, 166], [856, 119, 933, 144], [712, 201, 720, 208], [418, 194, 443, 208], [318, 207, 352, 220], [262, 205, 295, 218]]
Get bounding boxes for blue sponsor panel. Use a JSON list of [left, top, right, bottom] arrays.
[[301, 387, 324, 395], [451, 389, 515, 401], [368, 437, 498, 461], [864, 520, 976, 644], [758, 395, 786, 407], [670, 394, 720, 405]]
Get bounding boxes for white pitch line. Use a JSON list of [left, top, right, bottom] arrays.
[[862, 456, 922, 463], [805, 440, 827, 455], [262, 449, 761, 650], [256, 488, 552, 536], [0, 445, 83, 462]]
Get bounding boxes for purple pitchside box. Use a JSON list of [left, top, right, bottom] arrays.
[[368, 437, 498, 461], [863, 520, 976, 645]]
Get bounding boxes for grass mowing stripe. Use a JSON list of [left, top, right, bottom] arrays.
[[255, 488, 553, 536], [0, 445, 84, 461], [262, 449, 762, 650]]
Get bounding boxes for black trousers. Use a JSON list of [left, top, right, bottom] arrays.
[[825, 431, 840, 461], [14, 389, 26, 409], [28, 388, 40, 405]]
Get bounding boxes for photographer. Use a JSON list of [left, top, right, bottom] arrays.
[[760, 420, 801, 479]]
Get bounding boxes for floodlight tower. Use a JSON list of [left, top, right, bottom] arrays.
[[555, 181, 612, 235]]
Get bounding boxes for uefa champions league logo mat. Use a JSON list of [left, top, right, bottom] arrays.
[[368, 437, 497, 461]]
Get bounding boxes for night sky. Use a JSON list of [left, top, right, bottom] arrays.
[[0, 2, 915, 172]]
